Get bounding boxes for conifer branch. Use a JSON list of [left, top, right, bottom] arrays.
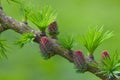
[[0, 6, 117, 80]]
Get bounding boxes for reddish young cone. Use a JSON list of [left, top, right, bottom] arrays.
[[73, 50, 86, 69], [39, 36, 52, 54], [101, 50, 110, 59], [48, 21, 58, 35]]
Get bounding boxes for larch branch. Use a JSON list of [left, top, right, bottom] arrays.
[[0, 7, 112, 80]]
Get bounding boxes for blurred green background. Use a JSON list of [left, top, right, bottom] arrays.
[[0, 0, 120, 80]]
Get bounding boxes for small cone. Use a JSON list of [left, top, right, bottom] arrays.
[[48, 21, 58, 35], [101, 50, 110, 59], [39, 36, 52, 57], [101, 50, 110, 64], [73, 50, 86, 69]]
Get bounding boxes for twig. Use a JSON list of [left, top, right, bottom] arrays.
[[0, 7, 110, 80]]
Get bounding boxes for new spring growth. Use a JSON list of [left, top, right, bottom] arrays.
[[73, 50, 87, 72], [101, 50, 110, 59], [98, 51, 120, 79], [80, 27, 113, 55], [48, 21, 59, 39], [28, 6, 57, 34], [39, 36, 53, 59], [100, 50, 110, 64], [48, 21, 58, 34]]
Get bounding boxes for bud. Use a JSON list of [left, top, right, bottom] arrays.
[[101, 50, 110, 59], [39, 36, 52, 55], [73, 50, 86, 70], [48, 21, 58, 35]]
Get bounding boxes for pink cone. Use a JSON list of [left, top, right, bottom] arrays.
[[101, 50, 110, 59], [39, 36, 52, 54], [48, 21, 58, 35], [73, 50, 86, 68]]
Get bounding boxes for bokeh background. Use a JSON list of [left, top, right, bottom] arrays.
[[0, 0, 120, 80]]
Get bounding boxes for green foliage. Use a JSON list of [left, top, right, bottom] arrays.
[[98, 52, 120, 79], [15, 33, 34, 48], [0, 39, 8, 58], [28, 6, 57, 31], [58, 35, 74, 50], [79, 27, 113, 54], [7, 0, 22, 4], [7, 0, 57, 31], [19, 2, 32, 21], [7, 0, 32, 21]]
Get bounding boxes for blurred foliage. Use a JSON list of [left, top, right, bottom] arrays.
[[0, 0, 120, 80], [7, 0, 21, 3], [0, 39, 8, 58]]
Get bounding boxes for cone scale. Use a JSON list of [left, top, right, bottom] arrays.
[[101, 50, 110, 59], [73, 50, 86, 70], [48, 21, 59, 39], [39, 36, 53, 58]]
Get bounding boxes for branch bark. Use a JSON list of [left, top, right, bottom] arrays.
[[0, 7, 112, 80]]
